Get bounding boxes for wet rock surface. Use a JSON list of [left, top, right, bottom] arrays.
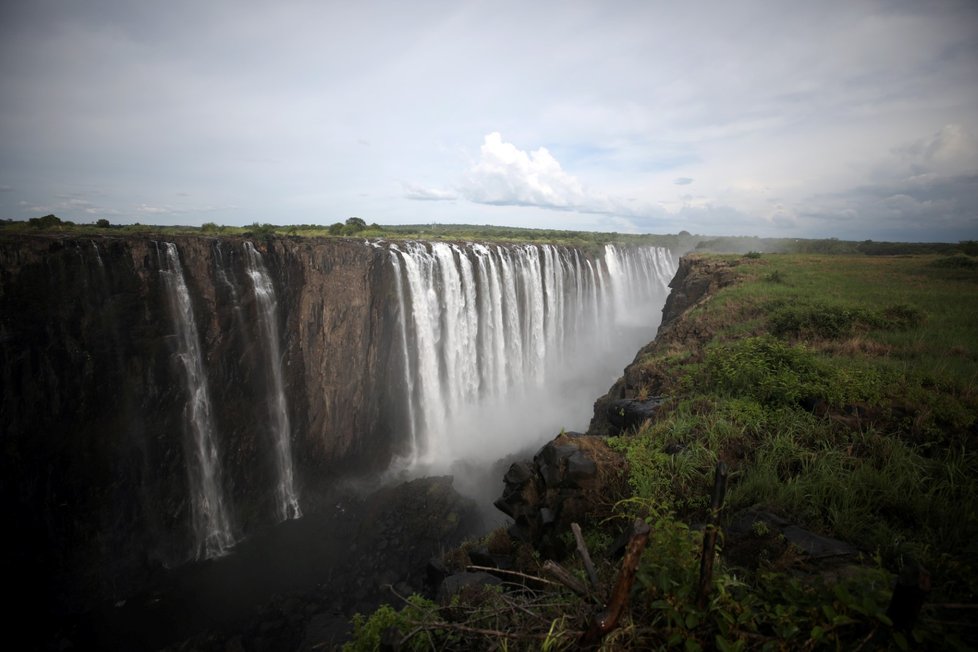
[[0, 234, 403, 621], [49, 476, 482, 652], [494, 432, 628, 558], [606, 396, 668, 432]]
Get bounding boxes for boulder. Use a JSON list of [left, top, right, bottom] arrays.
[[607, 397, 667, 432], [494, 432, 628, 557]]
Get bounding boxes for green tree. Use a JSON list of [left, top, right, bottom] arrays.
[[345, 216, 367, 232], [28, 214, 63, 229]]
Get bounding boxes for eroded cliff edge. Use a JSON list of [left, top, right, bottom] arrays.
[[588, 254, 737, 436], [0, 234, 404, 614]]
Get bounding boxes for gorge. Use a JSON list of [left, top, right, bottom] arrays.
[[0, 234, 678, 647]]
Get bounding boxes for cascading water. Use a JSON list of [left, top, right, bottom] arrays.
[[243, 242, 302, 521], [159, 242, 236, 559], [390, 243, 677, 470]]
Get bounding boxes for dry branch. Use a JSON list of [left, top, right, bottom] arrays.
[[542, 560, 591, 599], [697, 461, 728, 609], [571, 522, 603, 594], [580, 517, 651, 645]]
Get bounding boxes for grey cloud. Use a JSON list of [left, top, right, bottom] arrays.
[[673, 177, 694, 185], [403, 184, 456, 201], [801, 173, 978, 240]]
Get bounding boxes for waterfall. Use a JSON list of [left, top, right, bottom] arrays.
[[90, 240, 104, 268], [390, 242, 677, 467], [243, 242, 302, 521], [159, 242, 235, 559]]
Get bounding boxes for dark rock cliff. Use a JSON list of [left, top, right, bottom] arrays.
[[0, 234, 403, 616], [588, 254, 737, 435]]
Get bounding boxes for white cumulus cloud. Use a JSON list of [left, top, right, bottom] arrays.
[[462, 132, 595, 211]]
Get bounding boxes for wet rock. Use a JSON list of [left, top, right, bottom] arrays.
[[607, 397, 668, 432], [781, 526, 858, 559], [725, 508, 859, 570], [494, 432, 627, 557], [426, 557, 449, 590]]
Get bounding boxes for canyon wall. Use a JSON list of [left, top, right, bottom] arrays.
[[0, 235, 402, 614], [0, 233, 676, 616]]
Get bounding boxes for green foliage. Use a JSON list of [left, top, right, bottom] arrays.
[[702, 336, 828, 406], [768, 302, 868, 339], [28, 214, 63, 229], [930, 254, 978, 270], [95, 218, 110, 228], [767, 300, 924, 340], [345, 595, 440, 651]]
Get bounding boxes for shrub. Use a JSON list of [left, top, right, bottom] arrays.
[[704, 336, 827, 406], [28, 214, 63, 229]]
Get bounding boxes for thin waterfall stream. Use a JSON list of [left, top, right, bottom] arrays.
[[159, 242, 236, 560], [243, 241, 302, 521]]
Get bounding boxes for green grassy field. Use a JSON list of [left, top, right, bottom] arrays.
[[345, 252, 978, 651]]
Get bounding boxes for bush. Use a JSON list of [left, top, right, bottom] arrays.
[[930, 255, 978, 270], [769, 302, 866, 339], [704, 336, 827, 406], [95, 218, 110, 228], [28, 214, 63, 229]]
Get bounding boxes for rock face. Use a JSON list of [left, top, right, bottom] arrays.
[[588, 255, 738, 435], [0, 234, 402, 617], [494, 432, 628, 557]]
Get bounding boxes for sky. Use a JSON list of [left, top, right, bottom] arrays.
[[1, 1, 977, 241]]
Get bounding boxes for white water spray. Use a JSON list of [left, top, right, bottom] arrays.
[[390, 243, 677, 470]]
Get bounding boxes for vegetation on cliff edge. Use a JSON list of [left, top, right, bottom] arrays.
[[4, 215, 975, 257]]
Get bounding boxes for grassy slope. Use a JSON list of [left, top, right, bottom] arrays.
[[346, 252, 978, 651], [604, 252, 977, 649]]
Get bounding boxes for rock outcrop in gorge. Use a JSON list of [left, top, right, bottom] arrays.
[[588, 254, 738, 436]]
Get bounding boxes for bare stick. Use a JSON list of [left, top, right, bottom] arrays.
[[465, 564, 560, 588], [542, 560, 591, 599], [580, 518, 652, 645], [571, 522, 603, 594], [697, 461, 728, 609]]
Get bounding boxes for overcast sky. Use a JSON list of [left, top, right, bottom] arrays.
[[1, 1, 976, 241]]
